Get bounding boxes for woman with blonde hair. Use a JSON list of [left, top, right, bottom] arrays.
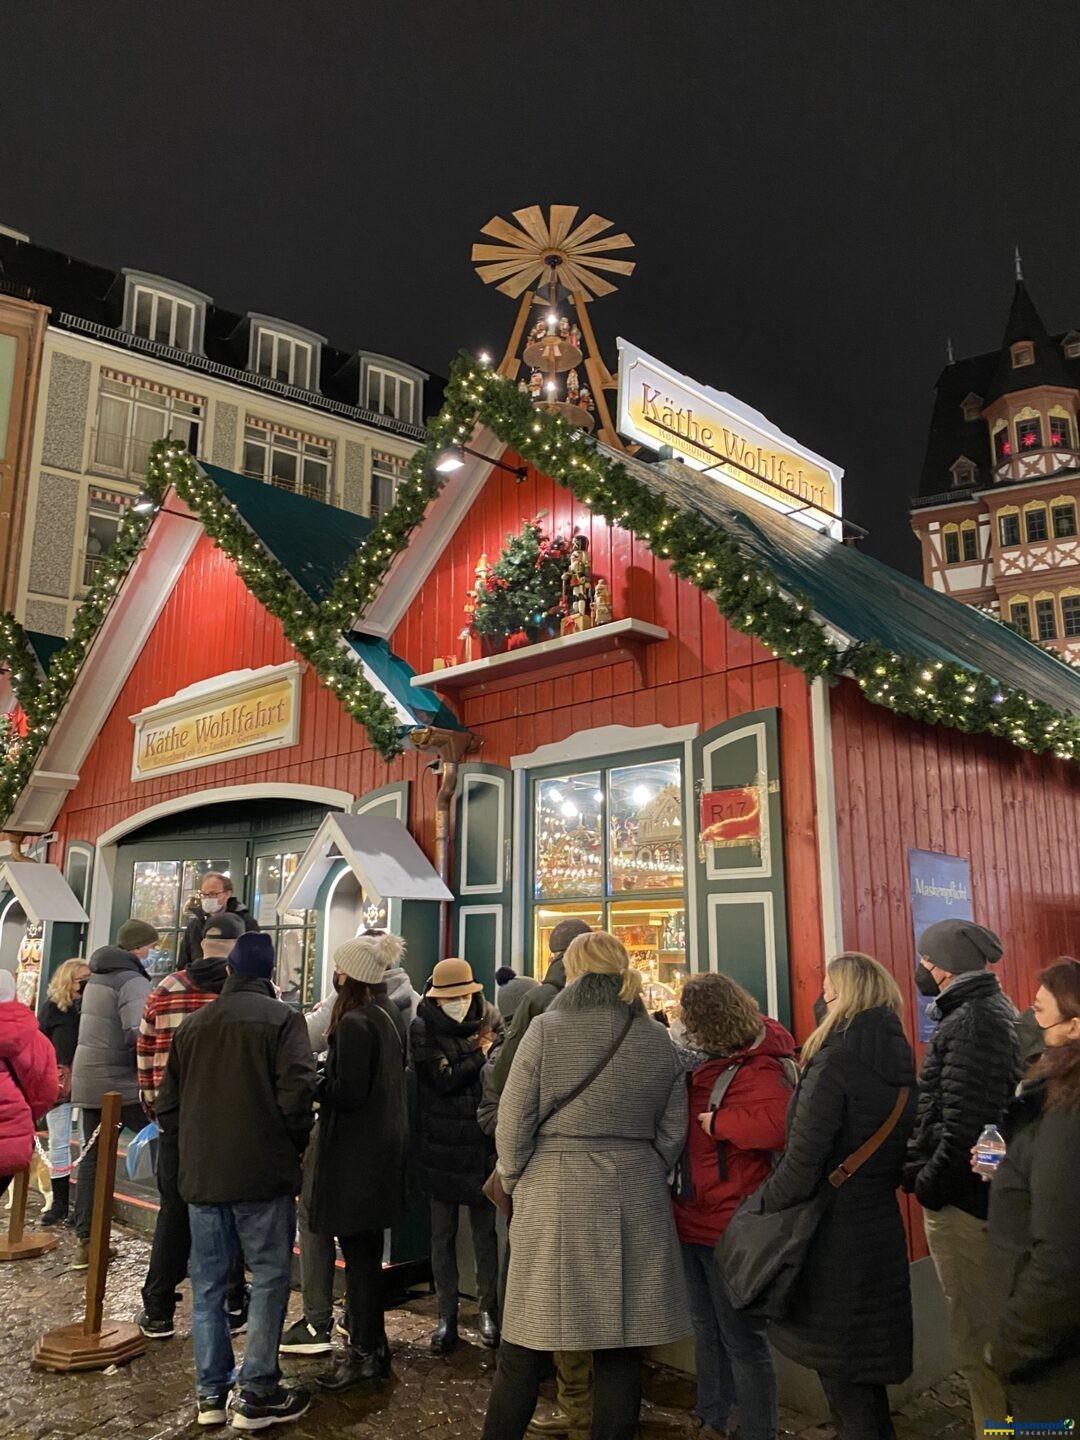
[[483, 931, 689, 1440], [37, 957, 91, 1224], [754, 953, 917, 1440]]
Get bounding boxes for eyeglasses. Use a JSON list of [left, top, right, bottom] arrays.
[[201, 889, 225, 899]]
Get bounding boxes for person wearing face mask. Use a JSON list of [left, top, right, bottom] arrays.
[[985, 958, 1080, 1421], [177, 873, 258, 970], [411, 958, 503, 1354], [37, 957, 92, 1225], [902, 919, 1021, 1439], [70, 919, 158, 1268]]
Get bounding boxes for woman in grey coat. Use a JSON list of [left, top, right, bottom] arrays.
[[482, 931, 690, 1440]]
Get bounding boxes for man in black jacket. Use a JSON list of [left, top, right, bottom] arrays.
[[903, 919, 1020, 1439], [177, 872, 258, 969], [156, 932, 316, 1431]]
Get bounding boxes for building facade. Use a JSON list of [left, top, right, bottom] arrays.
[[911, 274, 1080, 659], [0, 226, 429, 636]]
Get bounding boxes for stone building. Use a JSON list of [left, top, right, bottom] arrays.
[[0, 223, 429, 635]]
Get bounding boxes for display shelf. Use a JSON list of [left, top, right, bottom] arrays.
[[410, 618, 669, 691]]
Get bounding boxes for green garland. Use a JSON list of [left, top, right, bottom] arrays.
[[3, 351, 1080, 829]]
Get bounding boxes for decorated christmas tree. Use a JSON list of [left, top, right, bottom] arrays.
[[471, 518, 572, 638]]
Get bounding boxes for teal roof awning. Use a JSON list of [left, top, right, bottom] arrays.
[[347, 633, 463, 732], [200, 463, 373, 602], [26, 631, 65, 674], [613, 447, 1080, 717]]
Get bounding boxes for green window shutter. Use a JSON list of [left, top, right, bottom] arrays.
[[691, 709, 791, 1027], [453, 763, 513, 997]]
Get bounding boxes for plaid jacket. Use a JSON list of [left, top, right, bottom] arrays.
[[137, 971, 219, 1114]]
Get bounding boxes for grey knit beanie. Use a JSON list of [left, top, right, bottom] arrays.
[[918, 919, 1004, 974]]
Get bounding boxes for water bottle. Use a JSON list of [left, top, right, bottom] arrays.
[[973, 1124, 1006, 1178]]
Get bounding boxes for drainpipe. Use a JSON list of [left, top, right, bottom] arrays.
[[409, 726, 478, 959]]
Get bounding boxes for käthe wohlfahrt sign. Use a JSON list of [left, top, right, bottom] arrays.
[[130, 663, 302, 781], [616, 340, 844, 538]]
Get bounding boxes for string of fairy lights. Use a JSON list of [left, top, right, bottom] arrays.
[[1, 352, 1079, 824]]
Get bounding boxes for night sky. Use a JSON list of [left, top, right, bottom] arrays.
[[6, 2, 1080, 575]]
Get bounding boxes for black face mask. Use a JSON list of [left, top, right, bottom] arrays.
[[78, 979, 89, 995], [332, 973, 344, 993], [915, 966, 941, 999]]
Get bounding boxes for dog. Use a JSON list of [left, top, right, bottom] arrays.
[[4, 1148, 52, 1210]]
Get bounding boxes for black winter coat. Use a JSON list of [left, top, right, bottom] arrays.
[[39, 998, 81, 1069], [756, 1006, 918, 1385], [309, 993, 408, 1237], [988, 1073, 1080, 1420], [177, 898, 259, 967], [411, 994, 502, 1205], [904, 971, 1020, 1219], [156, 973, 316, 1204]]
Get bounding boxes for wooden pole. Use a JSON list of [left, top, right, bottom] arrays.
[[32, 1092, 145, 1370], [0, 1165, 58, 1260]]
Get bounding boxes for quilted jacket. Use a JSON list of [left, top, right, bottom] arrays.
[[904, 970, 1021, 1219], [0, 996, 59, 1174]]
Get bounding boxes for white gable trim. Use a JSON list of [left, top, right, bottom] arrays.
[[359, 426, 500, 638]]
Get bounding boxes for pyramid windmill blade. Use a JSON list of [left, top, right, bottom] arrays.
[[573, 232, 635, 255], [548, 204, 579, 247], [472, 243, 534, 263], [560, 213, 615, 250], [497, 263, 545, 298], [572, 255, 636, 276], [512, 205, 551, 247], [480, 214, 534, 247], [561, 260, 619, 298], [476, 259, 538, 286]]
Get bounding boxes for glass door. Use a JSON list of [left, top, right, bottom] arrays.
[[116, 841, 248, 980], [250, 841, 318, 1005]]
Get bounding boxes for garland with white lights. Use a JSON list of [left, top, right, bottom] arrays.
[[2, 352, 1080, 826]]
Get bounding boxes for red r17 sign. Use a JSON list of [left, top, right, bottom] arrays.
[[700, 786, 761, 849]]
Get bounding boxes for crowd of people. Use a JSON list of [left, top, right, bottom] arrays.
[[0, 889, 1076, 1438]]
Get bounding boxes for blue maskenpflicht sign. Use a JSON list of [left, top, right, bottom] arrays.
[[908, 849, 973, 1043]]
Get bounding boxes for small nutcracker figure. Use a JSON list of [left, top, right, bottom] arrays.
[[518, 378, 530, 394], [528, 370, 543, 401], [593, 577, 613, 626], [558, 316, 571, 341], [570, 322, 582, 352], [566, 367, 581, 403], [531, 319, 547, 344], [579, 386, 594, 413]]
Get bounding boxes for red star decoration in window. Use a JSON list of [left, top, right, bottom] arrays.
[[1002, 441, 1012, 455], [1022, 431, 1037, 448]]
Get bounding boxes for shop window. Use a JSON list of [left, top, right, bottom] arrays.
[[93, 371, 204, 479], [242, 419, 333, 502], [1016, 417, 1042, 451], [252, 851, 317, 1005], [1011, 343, 1034, 369], [129, 857, 234, 979], [994, 427, 1012, 462], [1050, 416, 1073, 448], [253, 329, 314, 389], [371, 450, 407, 519], [1052, 502, 1077, 539], [364, 365, 416, 423], [998, 512, 1021, 547], [130, 286, 197, 351], [83, 488, 135, 590], [532, 755, 687, 999], [1035, 598, 1057, 642], [943, 529, 961, 565], [1009, 601, 1032, 638], [961, 525, 978, 561], [1026, 506, 1049, 543], [1062, 595, 1080, 638]]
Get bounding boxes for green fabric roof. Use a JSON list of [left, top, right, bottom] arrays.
[[25, 631, 65, 674], [346, 633, 463, 731], [614, 447, 1080, 717], [201, 463, 373, 603]]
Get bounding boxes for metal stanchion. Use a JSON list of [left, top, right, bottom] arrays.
[[0, 1165, 58, 1260], [32, 1091, 146, 1371]]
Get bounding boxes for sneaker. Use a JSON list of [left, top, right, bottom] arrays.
[[70, 1238, 116, 1271], [231, 1385, 311, 1430], [279, 1317, 332, 1355], [134, 1307, 176, 1339], [197, 1390, 232, 1427]]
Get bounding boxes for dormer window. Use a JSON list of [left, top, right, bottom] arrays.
[[960, 393, 983, 423], [122, 272, 209, 353], [1011, 342, 1034, 368], [1062, 331, 1080, 360], [247, 316, 324, 391], [950, 456, 977, 488], [357, 354, 426, 425]]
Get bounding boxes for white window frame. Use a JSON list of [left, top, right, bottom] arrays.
[[92, 373, 205, 480], [130, 286, 198, 351], [364, 365, 416, 423], [81, 488, 135, 592], [253, 329, 313, 389], [370, 450, 407, 519], [242, 418, 334, 503]]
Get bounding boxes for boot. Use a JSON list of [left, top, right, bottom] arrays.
[[316, 1343, 390, 1392], [429, 1315, 459, 1354], [478, 1309, 500, 1349], [40, 1176, 69, 1226]]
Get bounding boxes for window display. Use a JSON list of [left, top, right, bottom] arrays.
[[253, 850, 318, 1004], [130, 856, 231, 977]]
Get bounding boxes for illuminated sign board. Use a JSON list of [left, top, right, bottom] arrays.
[[616, 339, 844, 537]]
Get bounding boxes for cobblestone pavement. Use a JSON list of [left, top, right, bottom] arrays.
[[0, 1211, 972, 1439]]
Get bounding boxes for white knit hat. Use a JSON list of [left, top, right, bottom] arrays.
[[334, 931, 406, 985]]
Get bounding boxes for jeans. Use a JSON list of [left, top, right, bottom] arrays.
[[819, 1375, 895, 1440], [142, 1131, 246, 1321], [924, 1206, 1009, 1440], [297, 1131, 337, 1333], [188, 1196, 295, 1399], [430, 1198, 499, 1319], [73, 1102, 147, 1241], [46, 1102, 74, 1178], [339, 1230, 385, 1352], [681, 1242, 777, 1440], [483, 1341, 641, 1440]]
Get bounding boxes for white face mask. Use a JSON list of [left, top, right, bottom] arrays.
[[441, 996, 471, 1023], [201, 897, 223, 915]]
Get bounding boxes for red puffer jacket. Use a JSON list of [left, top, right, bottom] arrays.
[[673, 1016, 797, 1247], [0, 997, 59, 1175]]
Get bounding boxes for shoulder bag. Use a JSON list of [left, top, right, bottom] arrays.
[[716, 1083, 910, 1321], [482, 1009, 635, 1219]]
